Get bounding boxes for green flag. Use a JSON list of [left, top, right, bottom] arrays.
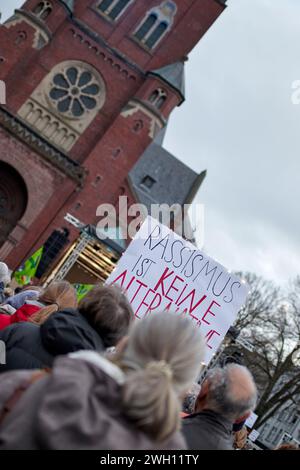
[[14, 246, 44, 286], [74, 284, 95, 302]]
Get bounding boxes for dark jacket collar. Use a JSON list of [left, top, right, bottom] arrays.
[[184, 409, 233, 433], [40, 308, 104, 355], [182, 409, 234, 450]]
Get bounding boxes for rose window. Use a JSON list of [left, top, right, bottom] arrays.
[[49, 67, 102, 118]]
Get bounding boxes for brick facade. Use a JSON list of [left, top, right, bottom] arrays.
[[0, 0, 225, 269]]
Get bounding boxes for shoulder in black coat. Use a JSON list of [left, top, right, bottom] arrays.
[[182, 410, 234, 450], [0, 309, 105, 373]]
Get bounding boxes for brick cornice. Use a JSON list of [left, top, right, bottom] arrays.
[[0, 106, 86, 186]]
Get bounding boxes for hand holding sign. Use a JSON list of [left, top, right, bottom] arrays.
[[106, 217, 248, 363]]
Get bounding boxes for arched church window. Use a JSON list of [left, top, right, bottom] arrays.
[[149, 90, 159, 104], [149, 88, 167, 109], [97, 0, 133, 21], [49, 65, 104, 118], [0, 162, 28, 249], [156, 94, 167, 109], [134, 1, 177, 49], [145, 22, 168, 49], [33, 1, 53, 20], [135, 14, 157, 41]]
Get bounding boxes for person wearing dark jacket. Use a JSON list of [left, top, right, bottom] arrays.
[[0, 313, 205, 450], [0, 281, 77, 332], [182, 364, 258, 450], [0, 285, 133, 372]]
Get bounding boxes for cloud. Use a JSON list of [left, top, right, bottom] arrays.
[[164, 0, 300, 283], [203, 207, 300, 283]]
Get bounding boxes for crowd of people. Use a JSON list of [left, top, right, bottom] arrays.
[[0, 260, 296, 450]]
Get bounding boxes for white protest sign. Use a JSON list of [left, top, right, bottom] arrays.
[[245, 412, 258, 429], [248, 430, 260, 442], [105, 217, 249, 363]]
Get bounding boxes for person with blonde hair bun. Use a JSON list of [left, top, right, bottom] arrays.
[[0, 312, 205, 449], [0, 281, 77, 330], [0, 285, 133, 373], [0, 282, 77, 372], [29, 281, 77, 325], [116, 312, 205, 443]]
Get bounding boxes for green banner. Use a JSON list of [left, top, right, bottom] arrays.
[[14, 246, 44, 286], [74, 284, 95, 302]]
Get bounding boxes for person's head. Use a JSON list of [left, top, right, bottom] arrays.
[[195, 364, 257, 423], [78, 285, 133, 348], [4, 287, 14, 298], [0, 262, 10, 286], [30, 281, 77, 325], [116, 312, 205, 442], [275, 443, 299, 450]]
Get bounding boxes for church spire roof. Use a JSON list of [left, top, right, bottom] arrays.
[[149, 62, 185, 103], [59, 0, 74, 13]]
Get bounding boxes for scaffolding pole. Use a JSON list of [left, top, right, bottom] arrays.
[[52, 230, 92, 282]]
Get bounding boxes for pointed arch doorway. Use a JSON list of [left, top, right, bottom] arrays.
[[0, 162, 28, 248]]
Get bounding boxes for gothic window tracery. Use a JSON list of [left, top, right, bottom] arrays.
[[49, 66, 102, 118], [149, 88, 167, 109], [97, 0, 133, 21], [33, 1, 53, 20], [18, 61, 106, 152], [134, 1, 177, 49]]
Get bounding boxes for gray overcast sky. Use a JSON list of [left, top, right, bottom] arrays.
[[1, 0, 299, 284]]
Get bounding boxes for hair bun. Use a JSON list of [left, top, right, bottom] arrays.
[[146, 360, 173, 381]]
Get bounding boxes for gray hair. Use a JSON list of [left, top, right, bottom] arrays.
[[206, 364, 257, 421], [119, 312, 205, 442], [0, 262, 10, 285]]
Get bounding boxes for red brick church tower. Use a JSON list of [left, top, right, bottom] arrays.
[[0, 0, 226, 270]]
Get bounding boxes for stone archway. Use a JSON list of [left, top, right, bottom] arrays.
[[0, 162, 28, 248]]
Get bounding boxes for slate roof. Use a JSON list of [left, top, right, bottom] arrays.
[[83, 136, 206, 250], [128, 141, 205, 212]]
